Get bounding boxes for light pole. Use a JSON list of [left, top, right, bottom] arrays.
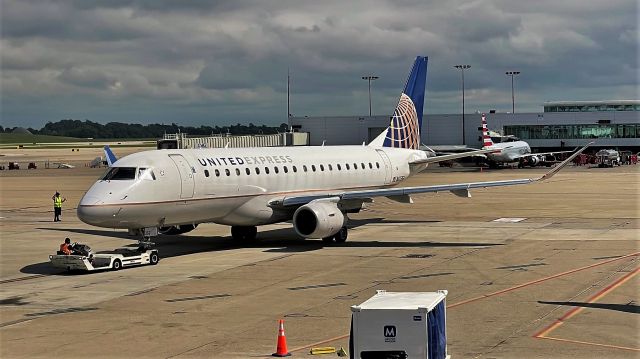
[[505, 71, 520, 113], [362, 75, 379, 116], [454, 65, 470, 145]]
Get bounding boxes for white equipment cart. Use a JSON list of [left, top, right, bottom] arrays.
[[350, 290, 449, 359], [50, 243, 159, 272]]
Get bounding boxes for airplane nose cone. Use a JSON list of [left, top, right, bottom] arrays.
[[76, 194, 114, 227], [77, 204, 113, 227], [79, 195, 101, 206]]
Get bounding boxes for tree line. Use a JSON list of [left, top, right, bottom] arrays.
[[0, 120, 290, 139]]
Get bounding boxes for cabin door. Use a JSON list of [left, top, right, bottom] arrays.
[[375, 149, 392, 185], [169, 154, 195, 199]]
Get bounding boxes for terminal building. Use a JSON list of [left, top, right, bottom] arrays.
[[289, 100, 640, 151]]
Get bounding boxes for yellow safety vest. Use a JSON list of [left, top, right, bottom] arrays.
[[54, 197, 62, 208]]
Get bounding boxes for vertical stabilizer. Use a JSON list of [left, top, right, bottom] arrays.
[[369, 56, 428, 149], [481, 114, 494, 148], [104, 145, 117, 167]]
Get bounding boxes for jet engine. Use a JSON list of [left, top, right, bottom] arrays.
[[528, 155, 542, 166], [293, 201, 345, 239]]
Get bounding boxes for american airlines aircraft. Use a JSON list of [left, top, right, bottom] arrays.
[[480, 114, 572, 167], [78, 57, 589, 243]]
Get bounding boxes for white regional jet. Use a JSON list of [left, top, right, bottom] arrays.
[[78, 57, 589, 243], [480, 114, 572, 168]]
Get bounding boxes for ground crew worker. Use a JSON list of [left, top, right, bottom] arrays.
[[52, 192, 66, 222], [59, 238, 72, 255]]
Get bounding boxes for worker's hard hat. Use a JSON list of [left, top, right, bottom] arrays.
[[65, 238, 70, 243]]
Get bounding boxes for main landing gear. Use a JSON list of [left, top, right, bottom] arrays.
[[322, 226, 348, 244], [231, 226, 258, 241]]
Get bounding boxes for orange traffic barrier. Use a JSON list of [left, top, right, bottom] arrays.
[[272, 319, 291, 357]]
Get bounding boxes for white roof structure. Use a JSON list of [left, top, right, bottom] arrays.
[[352, 290, 447, 312]]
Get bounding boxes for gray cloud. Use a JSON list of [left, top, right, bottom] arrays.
[[1, 0, 637, 128]]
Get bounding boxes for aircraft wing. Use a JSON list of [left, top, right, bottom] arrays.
[[516, 150, 575, 159], [269, 143, 590, 208], [409, 148, 496, 165]]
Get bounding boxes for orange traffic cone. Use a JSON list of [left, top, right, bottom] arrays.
[[272, 319, 291, 357]]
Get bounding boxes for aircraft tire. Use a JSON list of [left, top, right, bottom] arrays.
[[334, 227, 348, 243], [322, 236, 335, 243], [245, 226, 258, 241], [231, 226, 258, 241]]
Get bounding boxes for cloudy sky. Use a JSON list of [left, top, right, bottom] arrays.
[[1, 0, 638, 128]]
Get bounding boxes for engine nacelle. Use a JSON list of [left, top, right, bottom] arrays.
[[293, 201, 345, 239], [529, 155, 542, 166]]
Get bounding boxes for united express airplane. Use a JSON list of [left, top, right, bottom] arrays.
[[77, 57, 589, 243]]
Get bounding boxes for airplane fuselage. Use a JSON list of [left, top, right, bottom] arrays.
[[78, 146, 428, 229], [484, 141, 531, 163]]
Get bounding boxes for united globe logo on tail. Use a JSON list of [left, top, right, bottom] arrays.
[[379, 56, 427, 150], [384, 93, 420, 149]]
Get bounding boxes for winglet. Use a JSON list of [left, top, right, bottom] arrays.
[[535, 142, 593, 182], [104, 145, 117, 167]]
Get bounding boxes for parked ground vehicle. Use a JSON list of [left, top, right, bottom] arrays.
[[50, 242, 159, 272], [595, 149, 621, 168], [8, 162, 20, 170]]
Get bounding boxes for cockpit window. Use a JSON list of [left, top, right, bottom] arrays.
[[138, 168, 156, 180], [102, 167, 137, 180]]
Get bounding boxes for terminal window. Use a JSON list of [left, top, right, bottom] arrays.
[[544, 104, 640, 112], [504, 124, 640, 139]]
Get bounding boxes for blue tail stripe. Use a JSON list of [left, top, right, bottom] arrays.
[[380, 56, 428, 149], [104, 145, 117, 166], [403, 56, 428, 131]]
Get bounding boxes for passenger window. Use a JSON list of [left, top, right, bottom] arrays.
[[265, 167, 270, 174], [255, 167, 260, 175], [376, 162, 380, 169], [320, 164, 324, 171], [274, 166, 279, 174], [337, 164, 341, 170], [353, 163, 358, 169], [225, 169, 230, 176], [235, 168, 241, 176], [215, 169, 220, 177], [204, 169, 210, 177], [246, 168, 251, 175], [328, 164, 333, 171], [311, 165, 316, 172], [303, 165, 308, 172], [361, 162, 365, 169], [346, 163, 350, 170], [368, 162, 373, 169], [293, 166, 297, 173], [283, 166, 288, 173]]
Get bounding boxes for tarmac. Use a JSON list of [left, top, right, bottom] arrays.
[[0, 147, 638, 358]]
